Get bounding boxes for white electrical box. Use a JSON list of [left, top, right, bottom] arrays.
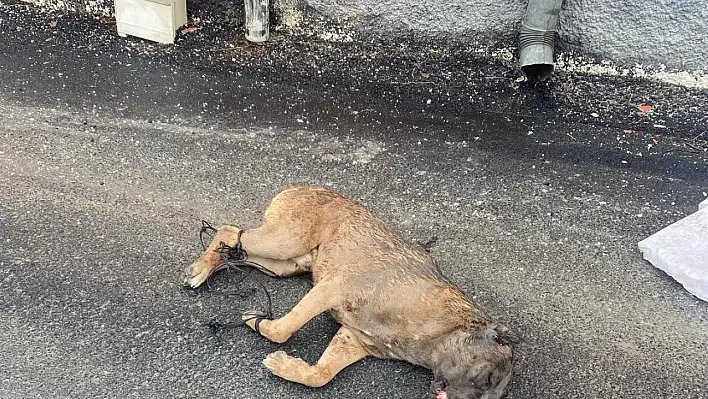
[[115, 0, 187, 44]]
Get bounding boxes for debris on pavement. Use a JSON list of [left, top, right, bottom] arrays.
[[180, 26, 199, 34], [418, 235, 439, 252], [637, 103, 654, 116]]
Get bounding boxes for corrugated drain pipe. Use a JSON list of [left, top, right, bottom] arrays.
[[519, 0, 563, 82]]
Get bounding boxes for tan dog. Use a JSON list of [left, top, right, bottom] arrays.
[[184, 186, 519, 399]]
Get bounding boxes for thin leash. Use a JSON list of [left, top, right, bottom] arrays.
[[197, 220, 274, 334]]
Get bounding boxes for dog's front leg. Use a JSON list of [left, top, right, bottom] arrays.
[[261, 326, 369, 387], [243, 278, 341, 343]]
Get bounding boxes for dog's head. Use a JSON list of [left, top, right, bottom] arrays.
[[430, 323, 520, 399]]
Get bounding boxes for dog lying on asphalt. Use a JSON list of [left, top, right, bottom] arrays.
[[184, 186, 519, 399]]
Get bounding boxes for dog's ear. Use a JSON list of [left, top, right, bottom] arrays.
[[491, 323, 522, 345]]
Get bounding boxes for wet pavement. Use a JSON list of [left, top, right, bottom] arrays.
[[1, 4, 708, 399]]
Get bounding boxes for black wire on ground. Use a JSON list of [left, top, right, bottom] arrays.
[[197, 220, 275, 334]]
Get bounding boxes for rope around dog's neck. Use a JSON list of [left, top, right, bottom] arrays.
[[197, 220, 275, 334]]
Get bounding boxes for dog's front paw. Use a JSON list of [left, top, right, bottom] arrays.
[[263, 351, 311, 380]]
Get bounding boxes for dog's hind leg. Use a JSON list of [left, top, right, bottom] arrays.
[[262, 326, 369, 387], [183, 225, 241, 288], [183, 223, 309, 288], [237, 222, 313, 260], [242, 278, 340, 343]]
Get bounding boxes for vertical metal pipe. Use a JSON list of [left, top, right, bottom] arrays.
[[519, 0, 563, 82], [244, 0, 269, 43]]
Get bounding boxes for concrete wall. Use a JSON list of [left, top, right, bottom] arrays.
[[19, 0, 708, 72], [303, 0, 526, 42], [559, 0, 707, 71], [303, 0, 708, 71]]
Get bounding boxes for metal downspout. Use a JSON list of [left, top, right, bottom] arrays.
[[519, 0, 563, 82]]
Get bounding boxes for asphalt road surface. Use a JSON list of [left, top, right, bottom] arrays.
[[1, 4, 708, 399]]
